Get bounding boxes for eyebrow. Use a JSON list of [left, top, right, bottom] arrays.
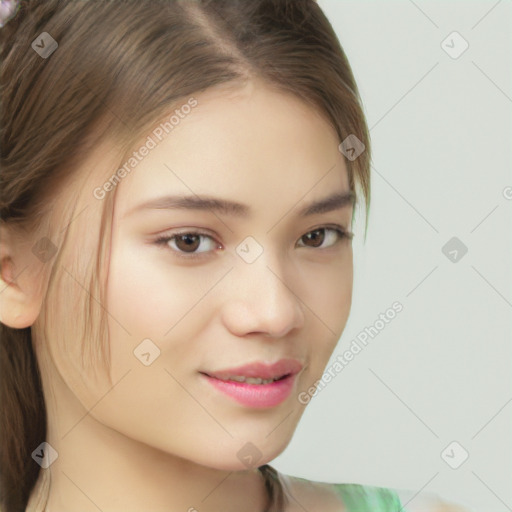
[[124, 190, 355, 219]]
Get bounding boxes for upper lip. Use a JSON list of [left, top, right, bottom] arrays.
[[202, 358, 303, 380]]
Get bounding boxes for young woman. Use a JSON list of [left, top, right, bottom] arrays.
[[0, 1, 474, 511]]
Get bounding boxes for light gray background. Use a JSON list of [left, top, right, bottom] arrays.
[[271, 2, 512, 511]]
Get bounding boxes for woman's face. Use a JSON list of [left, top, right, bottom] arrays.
[[44, 78, 354, 471]]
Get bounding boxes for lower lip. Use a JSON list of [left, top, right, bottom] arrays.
[[201, 373, 296, 408]]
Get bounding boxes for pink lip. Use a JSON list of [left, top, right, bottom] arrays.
[[204, 359, 303, 380], [200, 358, 303, 409]]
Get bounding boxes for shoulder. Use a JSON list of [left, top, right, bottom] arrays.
[[278, 473, 475, 512]]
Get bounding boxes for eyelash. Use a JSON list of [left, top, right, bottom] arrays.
[[153, 225, 354, 261]]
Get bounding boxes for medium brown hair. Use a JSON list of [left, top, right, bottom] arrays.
[[0, 0, 371, 509]]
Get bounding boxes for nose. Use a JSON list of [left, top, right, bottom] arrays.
[[220, 255, 305, 338]]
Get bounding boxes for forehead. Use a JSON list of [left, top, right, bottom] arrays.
[[112, 79, 350, 218], [65, 79, 350, 225]]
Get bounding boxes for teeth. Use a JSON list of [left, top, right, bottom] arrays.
[[218, 375, 278, 385], [228, 375, 249, 382]]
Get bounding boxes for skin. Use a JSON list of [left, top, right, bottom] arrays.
[[0, 78, 354, 511]]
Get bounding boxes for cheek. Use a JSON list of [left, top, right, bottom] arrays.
[[107, 241, 206, 332], [302, 252, 353, 366], [105, 240, 216, 378], [306, 251, 353, 329]]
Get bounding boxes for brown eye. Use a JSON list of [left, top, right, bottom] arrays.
[[297, 227, 351, 249], [174, 233, 201, 253], [154, 231, 220, 260], [301, 229, 326, 248]]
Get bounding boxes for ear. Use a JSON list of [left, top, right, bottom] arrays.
[[0, 224, 44, 329]]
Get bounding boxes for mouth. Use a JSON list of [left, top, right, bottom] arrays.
[[199, 373, 291, 385], [199, 359, 303, 408], [201, 358, 303, 381]]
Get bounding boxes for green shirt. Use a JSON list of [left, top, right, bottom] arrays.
[[331, 483, 403, 511]]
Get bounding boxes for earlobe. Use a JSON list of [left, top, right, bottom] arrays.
[[0, 229, 43, 329], [0, 257, 41, 329]]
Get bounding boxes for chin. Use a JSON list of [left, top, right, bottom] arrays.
[[189, 438, 290, 472]]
